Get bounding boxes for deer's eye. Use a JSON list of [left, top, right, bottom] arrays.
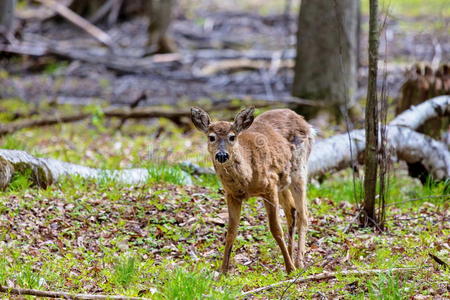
[[208, 135, 216, 142], [229, 135, 235, 142]]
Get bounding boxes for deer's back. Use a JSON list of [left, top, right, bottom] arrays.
[[251, 109, 313, 144], [230, 109, 313, 195]]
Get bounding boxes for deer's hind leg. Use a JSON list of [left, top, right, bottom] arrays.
[[279, 189, 297, 258], [290, 174, 309, 269]]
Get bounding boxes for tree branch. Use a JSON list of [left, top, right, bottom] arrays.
[[35, 0, 114, 48]]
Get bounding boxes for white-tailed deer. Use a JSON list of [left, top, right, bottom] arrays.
[[191, 107, 314, 274]]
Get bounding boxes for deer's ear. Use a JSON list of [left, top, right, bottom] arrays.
[[191, 107, 211, 133], [232, 107, 255, 133]]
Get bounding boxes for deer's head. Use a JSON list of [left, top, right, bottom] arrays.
[[191, 107, 255, 164]]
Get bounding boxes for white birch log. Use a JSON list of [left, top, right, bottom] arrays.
[[308, 95, 449, 178]]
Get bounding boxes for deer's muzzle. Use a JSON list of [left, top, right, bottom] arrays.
[[215, 151, 229, 163]]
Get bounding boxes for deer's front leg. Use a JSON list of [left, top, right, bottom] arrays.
[[221, 195, 242, 274], [264, 188, 296, 274]]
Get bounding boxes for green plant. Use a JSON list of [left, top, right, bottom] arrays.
[[1, 135, 27, 150], [193, 174, 221, 189], [158, 268, 236, 300], [112, 256, 138, 288], [16, 265, 44, 289], [7, 169, 33, 191], [367, 273, 404, 300], [147, 164, 192, 185], [0, 258, 7, 285]]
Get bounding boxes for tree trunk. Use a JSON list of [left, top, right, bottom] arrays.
[[146, 0, 176, 54], [0, 0, 15, 41], [363, 0, 379, 227], [292, 0, 358, 116]]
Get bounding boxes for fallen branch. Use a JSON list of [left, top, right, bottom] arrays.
[[36, 0, 115, 48], [0, 97, 321, 137], [428, 253, 448, 270], [241, 267, 424, 297], [0, 107, 191, 137], [0, 285, 150, 300], [192, 58, 294, 76], [0, 42, 179, 76]]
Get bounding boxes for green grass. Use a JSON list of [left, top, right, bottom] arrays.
[[157, 268, 238, 300], [111, 256, 139, 289], [147, 164, 192, 185], [309, 171, 449, 206], [367, 273, 405, 300]]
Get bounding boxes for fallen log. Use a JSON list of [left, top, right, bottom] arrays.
[[308, 126, 450, 179], [0, 149, 192, 189], [0, 285, 150, 300], [0, 96, 448, 189], [309, 95, 450, 179]]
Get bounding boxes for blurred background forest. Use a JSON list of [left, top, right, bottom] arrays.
[[0, 0, 449, 299]]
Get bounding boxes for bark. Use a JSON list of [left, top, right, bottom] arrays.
[[363, 0, 379, 227], [396, 63, 450, 139], [292, 0, 358, 113], [0, 0, 15, 41]]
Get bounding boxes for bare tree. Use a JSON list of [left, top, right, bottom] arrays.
[[292, 0, 358, 116], [0, 0, 15, 42], [363, 0, 379, 227]]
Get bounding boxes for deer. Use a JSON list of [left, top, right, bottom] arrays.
[[191, 107, 315, 274]]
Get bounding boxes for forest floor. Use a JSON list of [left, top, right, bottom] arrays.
[[0, 99, 449, 299]]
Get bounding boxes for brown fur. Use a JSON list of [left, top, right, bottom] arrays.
[[191, 107, 314, 273]]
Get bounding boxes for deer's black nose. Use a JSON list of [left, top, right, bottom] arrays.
[[215, 152, 229, 163]]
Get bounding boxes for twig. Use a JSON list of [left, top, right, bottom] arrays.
[[241, 267, 425, 297], [0, 286, 150, 299], [36, 0, 115, 48], [429, 253, 448, 270], [88, 0, 116, 24]]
